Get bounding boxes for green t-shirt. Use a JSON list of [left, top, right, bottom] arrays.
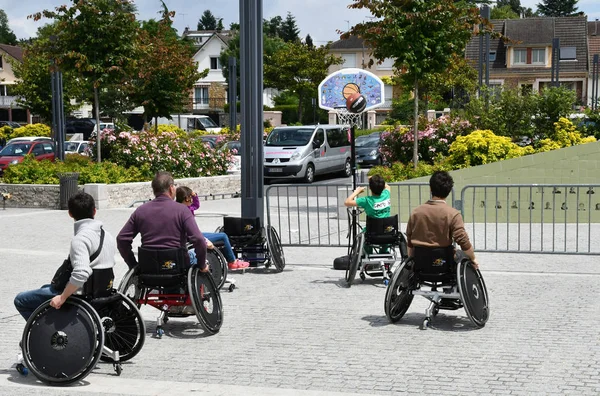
[[355, 189, 391, 218]]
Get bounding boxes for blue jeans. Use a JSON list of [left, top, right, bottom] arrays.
[[14, 284, 59, 321], [189, 233, 237, 264]]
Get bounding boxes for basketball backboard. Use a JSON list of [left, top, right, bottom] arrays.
[[318, 68, 385, 112]]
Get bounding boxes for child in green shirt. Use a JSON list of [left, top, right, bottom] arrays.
[[344, 174, 391, 217]]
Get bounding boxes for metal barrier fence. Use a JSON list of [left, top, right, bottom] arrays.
[[265, 183, 454, 247], [459, 184, 600, 255]]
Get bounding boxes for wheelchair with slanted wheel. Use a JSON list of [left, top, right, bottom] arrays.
[[345, 208, 408, 287], [384, 246, 489, 329], [118, 246, 223, 338], [215, 217, 285, 272], [18, 282, 145, 385]]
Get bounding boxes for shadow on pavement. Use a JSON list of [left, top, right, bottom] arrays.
[[361, 312, 483, 332]]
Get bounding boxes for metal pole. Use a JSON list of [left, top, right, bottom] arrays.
[[94, 87, 101, 162], [478, 18, 483, 96], [228, 57, 237, 131], [552, 38, 560, 88], [483, 5, 490, 111], [593, 54, 599, 111], [57, 70, 65, 161], [592, 55, 597, 110], [240, 0, 264, 222]]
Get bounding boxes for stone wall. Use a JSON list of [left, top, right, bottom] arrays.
[[0, 174, 241, 210]]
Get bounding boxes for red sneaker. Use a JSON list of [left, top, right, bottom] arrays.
[[227, 262, 239, 270], [234, 259, 250, 269]]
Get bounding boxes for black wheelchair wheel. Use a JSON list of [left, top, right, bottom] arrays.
[[97, 292, 146, 363], [384, 259, 415, 323], [207, 248, 228, 289], [345, 233, 364, 287], [22, 299, 104, 385], [457, 260, 490, 328], [188, 267, 223, 334], [118, 266, 144, 308], [215, 226, 224, 233], [266, 225, 286, 272]]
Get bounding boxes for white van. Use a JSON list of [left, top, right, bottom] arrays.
[[264, 125, 352, 183], [156, 115, 222, 133]]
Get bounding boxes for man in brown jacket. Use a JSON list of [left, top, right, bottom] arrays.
[[406, 171, 479, 269]]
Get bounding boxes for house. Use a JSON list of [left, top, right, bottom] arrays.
[[0, 44, 30, 124], [588, 20, 600, 107], [466, 16, 589, 103], [327, 36, 395, 125]]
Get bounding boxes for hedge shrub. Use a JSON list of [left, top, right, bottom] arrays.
[[536, 117, 596, 152]]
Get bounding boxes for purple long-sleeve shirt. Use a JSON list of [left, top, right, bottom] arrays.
[[189, 195, 200, 215], [117, 195, 207, 270]]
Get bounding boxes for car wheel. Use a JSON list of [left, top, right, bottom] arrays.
[[342, 159, 352, 177], [304, 164, 315, 184]]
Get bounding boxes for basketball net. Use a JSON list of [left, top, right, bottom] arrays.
[[334, 108, 363, 129]]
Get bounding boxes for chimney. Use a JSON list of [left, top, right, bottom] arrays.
[[596, 19, 598, 36]]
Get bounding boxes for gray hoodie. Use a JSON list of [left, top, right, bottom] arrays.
[[69, 218, 116, 288]]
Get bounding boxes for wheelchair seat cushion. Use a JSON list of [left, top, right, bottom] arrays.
[[413, 246, 456, 283], [137, 247, 189, 287], [365, 215, 399, 245], [223, 217, 262, 237]]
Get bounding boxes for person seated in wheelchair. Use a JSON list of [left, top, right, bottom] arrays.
[[14, 192, 117, 321], [117, 172, 209, 275], [175, 186, 249, 271], [406, 171, 479, 270]]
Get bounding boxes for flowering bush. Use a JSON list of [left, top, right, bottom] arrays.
[[90, 128, 232, 178], [379, 116, 473, 164], [448, 130, 534, 168], [368, 160, 454, 182], [536, 117, 596, 152]]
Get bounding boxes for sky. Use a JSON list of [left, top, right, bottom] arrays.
[[2, 0, 600, 45]]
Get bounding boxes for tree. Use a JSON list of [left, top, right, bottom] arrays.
[[537, 0, 578, 17], [264, 42, 342, 121], [346, 0, 483, 168], [305, 34, 314, 49], [197, 10, 218, 30], [32, 0, 139, 162], [279, 12, 300, 42], [0, 10, 18, 45], [264, 16, 282, 38], [491, 5, 520, 19], [10, 23, 86, 121], [131, 5, 207, 128], [497, 0, 521, 15]]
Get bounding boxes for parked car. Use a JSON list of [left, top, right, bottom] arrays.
[[7, 136, 53, 145], [355, 136, 384, 166], [64, 141, 90, 155], [222, 140, 241, 173], [0, 140, 55, 174], [66, 119, 96, 140], [200, 134, 226, 148], [0, 121, 22, 128]]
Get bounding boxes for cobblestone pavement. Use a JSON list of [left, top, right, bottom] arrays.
[[1, 201, 599, 395]]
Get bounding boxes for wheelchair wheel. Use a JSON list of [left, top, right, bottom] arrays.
[[457, 260, 490, 328], [97, 292, 146, 363], [266, 225, 285, 272], [384, 259, 415, 323], [188, 267, 223, 334], [345, 233, 364, 287], [21, 299, 104, 385], [118, 266, 144, 308], [207, 248, 228, 289]]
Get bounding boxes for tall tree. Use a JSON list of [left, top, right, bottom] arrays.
[[305, 34, 314, 49], [131, 5, 207, 128], [32, 0, 139, 162], [491, 5, 520, 19], [279, 12, 300, 42], [197, 10, 218, 30], [497, 0, 521, 15], [346, 0, 483, 168], [264, 42, 342, 121], [537, 0, 578, 17], [0, 9, 18, 45], [264, 16, 282, 38]]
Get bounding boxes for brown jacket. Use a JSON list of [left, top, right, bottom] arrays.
[[406, 200, 472, 251]]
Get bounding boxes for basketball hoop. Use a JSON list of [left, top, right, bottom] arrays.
[[334, 107, 363, 128]]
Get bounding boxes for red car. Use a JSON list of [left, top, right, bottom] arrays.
[[0, 140, 55, 174]]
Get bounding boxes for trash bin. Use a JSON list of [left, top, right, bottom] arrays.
[[59, 172, 80, 210]]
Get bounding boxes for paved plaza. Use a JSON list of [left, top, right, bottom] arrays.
[[0, 199, 599, 395]]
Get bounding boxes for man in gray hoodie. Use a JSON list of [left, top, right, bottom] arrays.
[[14, 192, 116, 320]]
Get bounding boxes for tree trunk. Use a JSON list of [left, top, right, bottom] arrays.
[[412, 76, 419, 169], [297, 92, 303, 124], [94, 86, 101, 163]]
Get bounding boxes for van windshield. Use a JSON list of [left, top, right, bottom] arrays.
[[266, 128, 314, 147], [199, 117, 218, 128]]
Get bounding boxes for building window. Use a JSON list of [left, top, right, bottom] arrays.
[[0, 85, 6, 96], [520, 84, 533, 95], [532, 48, 545, 64], [210, 57, 221, 70], [341, 53, 356, 68], [194, 86, 209, 105], [376, 58, 394, 70], [513, 48, 527, 64], [0, 55, 3, 69], [488, 52, 496, 62], [488, 82, 503, 99], [560, 47, 576, 60]]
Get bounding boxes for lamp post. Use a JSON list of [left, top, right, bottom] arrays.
[[49, 35, 65, 161]]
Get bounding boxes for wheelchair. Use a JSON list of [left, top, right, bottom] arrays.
[[187, 242, 233, 292], [215, 217, 285, 272], [118, 246, 223, 338], [18, 289, 145, 385], [345, 208, 408, 287], [384, 247, 490, 329]]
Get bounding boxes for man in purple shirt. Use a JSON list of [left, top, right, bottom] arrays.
[[117, 171, 209, 272]]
